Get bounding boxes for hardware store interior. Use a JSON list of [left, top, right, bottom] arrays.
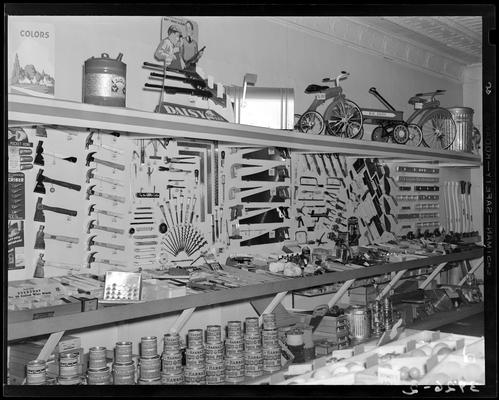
[[6, 14, 490, 388]]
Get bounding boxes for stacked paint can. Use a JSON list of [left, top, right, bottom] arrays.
[[26, 360, 47, 385], [57, 353, 82, 385], [204, 325, 225, 385], [138, 336, 161, 385], [224, 320, 245, 383], [161, 333, 184, 385], [86, 346, 111, 385], [244, 317, 263, 378], [113, 341, 136, 385], [184, 329, 206, 385], [261, 313, 281, 373]]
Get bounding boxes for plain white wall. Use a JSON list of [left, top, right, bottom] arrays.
[[8, 15, 475, 351]]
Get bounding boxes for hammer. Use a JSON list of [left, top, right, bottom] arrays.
[[87, 251, 127, 268], [34, 197, 78, 222], [87, 235, 125, 251], [87, 219, 124, 235], [34, 169, 82, 194], [86, 168, 124, 186], [86, 185, 125, 203], [86, 151, 125, 171], [88, 203, 124, 219], [85, 131, 124, 154], [34, 141, 77, 166]]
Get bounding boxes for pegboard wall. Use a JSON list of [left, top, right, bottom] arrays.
[[8, 125, 472, 282]]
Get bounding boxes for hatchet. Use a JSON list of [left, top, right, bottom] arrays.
[[34, 141, 77, 166], [34, 225, 79, 249], [86, 185, 125, 203], [34, 197, 78, 222], [87, 235, 125, 251], [34, 169, 82, 194], [86, 151, 125, 171], [87, 219, 125, 235]]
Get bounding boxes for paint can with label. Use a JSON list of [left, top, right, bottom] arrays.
[[114, 341, 133, 364], [59, 353, 79, 378], [83, 53, 126, 107], [26, 360, 46, 385], [88, 347, 107, 370], [140, 336, 158, 358]]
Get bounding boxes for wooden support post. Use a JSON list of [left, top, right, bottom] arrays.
[[258, 291, 287, 326], [419, 263, 447, 290], [38, 331, 65, 361], [458, 260, 484, 286], [376, 269, 407, 301], [169, 307, 196, 334], [327, 279, 355, 309]]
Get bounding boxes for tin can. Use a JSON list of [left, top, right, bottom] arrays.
[[224, 356, 245, 370], [59, 353, 79, 377], [114, 341, 133, 364], [206, 362, 225, 375], [184, 366, 206, 385], [88, 347, 107, 370], [447, 107, 474, 153], [206, 325, 222, 342], [57, 375, 82, 385], [113, 361, 136, 385], [244, 334, 262, 351], [26, 360, 46, 385], [188, 329, 203, 342], [140, 336, 158, 358], [245, 317, 259, 332], [225, 374, 245, 383], [83, 53, 126, 107], [346, 306, 371, 342], [163, 333, 180, 351], [206, 374, 226, 385], [245, 368, 263, 377], [138, 378, 161, 385], [262, 313, 276, 329], [262, 346, 281, 358], [227, 321, 242, 337], [161, 350, 182, 371], [87, 367, 111, 385], [244, 350, 263, 363], [139, 355, 160, 380], [161, 372, 184, 385], [185, 346, 205, 365], [205, 341, 224, 351]]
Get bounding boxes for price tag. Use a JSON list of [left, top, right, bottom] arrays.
[[415, 102, 423, 110], [268, 148, 275, 155], [269, 231, 275, 239], [271, 187, 277, 196], [268, 168, 275, 176], [316, 93, 326, 100]]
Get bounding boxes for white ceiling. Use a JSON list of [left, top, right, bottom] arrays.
[[355, 17, 482, 65]]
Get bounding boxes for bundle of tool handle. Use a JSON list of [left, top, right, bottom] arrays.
[[160, 196, 208, 257], [442, 180, 475, 236]]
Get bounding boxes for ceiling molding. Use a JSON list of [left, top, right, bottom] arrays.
[[266, 17, 467, 83]]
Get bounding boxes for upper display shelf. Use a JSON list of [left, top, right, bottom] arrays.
[[8, 94, 481, 166]]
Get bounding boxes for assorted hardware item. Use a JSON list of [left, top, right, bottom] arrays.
[[442, 180, 477, 237], [102, 271, 142, 303]]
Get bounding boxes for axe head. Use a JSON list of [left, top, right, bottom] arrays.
[[87, 235, 97, 251], [34, 180, 46, 194], [86, 167, 96, 183], [34, 152, 44, 166], [85, 131, 94, 149], [34, 197, 45, 222], [86, 152, 96, 166], [34, 227, 45, 249]]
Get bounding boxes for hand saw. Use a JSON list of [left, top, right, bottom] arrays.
[[241, 166, 289, 182], [241, 186, 290, 203], [242, 147, 290, 161], [238, 207, 289, 225], [240, 227, 289, 246]]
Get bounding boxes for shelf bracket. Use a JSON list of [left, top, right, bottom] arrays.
[[328, 279, 356, 309], [376, 269, 408, 301], [458, 259, 484, 286], [258, 291, 288, 326], [169, 307, 196, 334], [418, 262, 447, 290]]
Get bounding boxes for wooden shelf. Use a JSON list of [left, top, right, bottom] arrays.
[[7, 248, 483, 341], [8, 94, 481, 165], [407, 302, 484, 331]]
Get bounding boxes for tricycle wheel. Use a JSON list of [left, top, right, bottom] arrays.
[[297, 111, 325, 134], [371, 126, 389, 142], [392, 124, 410, 144]]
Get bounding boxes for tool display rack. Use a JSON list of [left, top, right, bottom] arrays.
[[7, 94, 483, 364]]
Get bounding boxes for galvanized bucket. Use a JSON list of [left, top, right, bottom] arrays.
[[447, 107, 474, 153]]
